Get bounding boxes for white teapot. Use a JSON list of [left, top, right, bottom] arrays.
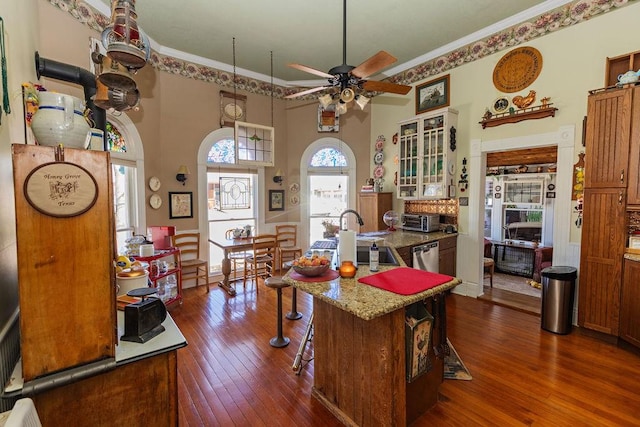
[[617, 70, 640, 85]]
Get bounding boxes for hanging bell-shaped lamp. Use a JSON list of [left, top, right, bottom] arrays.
[[102, 0, 150, 70], [340, 88, 355, 103], [93, 79, 140, 112]]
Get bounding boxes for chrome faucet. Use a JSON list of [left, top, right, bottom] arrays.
[[340, 209, 364, 230]]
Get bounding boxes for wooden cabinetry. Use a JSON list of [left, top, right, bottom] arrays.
[[358, 192, 393, 232], [578, 188, 626, 335], [397, 108, 458, 199], [584, 87, 633, 189], [579, 85, 640, 336], [12, 145, 116, 382], [620, 259, 640, 348], [605, 49, 640, 87], [438, 236, 457, 277], [134, 248, 183, 307]]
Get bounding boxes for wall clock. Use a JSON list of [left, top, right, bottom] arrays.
[[149, 193, 162, 210], [492, 46, 543, 93], [220, 90, 247, 127], [148, 176, 161, 192]]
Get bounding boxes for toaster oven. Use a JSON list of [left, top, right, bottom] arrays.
[[401, 213, 440, 233]]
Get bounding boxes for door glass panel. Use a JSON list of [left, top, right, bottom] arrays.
[[309, 175, 348, 244]]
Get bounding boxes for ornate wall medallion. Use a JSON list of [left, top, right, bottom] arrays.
[[492, 46, 543, 93]]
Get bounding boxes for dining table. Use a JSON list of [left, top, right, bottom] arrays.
[[209, 235, 289, 296]]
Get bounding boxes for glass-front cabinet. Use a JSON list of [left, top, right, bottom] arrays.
[[397, 107, 458, 199]]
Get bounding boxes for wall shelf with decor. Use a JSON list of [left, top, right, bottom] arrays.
[[480, 104, 558, 129]]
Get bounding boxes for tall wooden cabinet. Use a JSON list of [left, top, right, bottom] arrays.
[[579, 85, 640, 337], [358, 192, 393, 232]]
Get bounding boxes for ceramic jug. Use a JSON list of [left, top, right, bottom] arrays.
[[30, 91, 90, 148]]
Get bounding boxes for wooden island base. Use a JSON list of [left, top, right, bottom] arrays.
[[312, 296, 444, 426]]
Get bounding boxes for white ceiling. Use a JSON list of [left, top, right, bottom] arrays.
[[88, 0, 573, 86]]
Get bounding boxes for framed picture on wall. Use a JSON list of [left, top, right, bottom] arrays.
[[169, 191, 193, 219], [416, 74, 450, 114], [269, 190, 285, 211]]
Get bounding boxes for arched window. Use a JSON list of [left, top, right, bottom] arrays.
[[107, 115, 145, 254]]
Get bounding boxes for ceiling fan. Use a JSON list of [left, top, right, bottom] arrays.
[[284, 0, 411, 106]]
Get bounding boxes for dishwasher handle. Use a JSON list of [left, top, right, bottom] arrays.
[[412, 242, 439, 254]]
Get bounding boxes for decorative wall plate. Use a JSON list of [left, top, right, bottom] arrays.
[[375, 140, 384, 151], [290, 195, 299, 205], [150, 193, 162, 209], [373, 165, 385, 179], [289, 182, 300, 193], [492, 96, 511, 114], [148, 176, 161, 191], [374, 151, 384, 165], [220, 90, 247, 127], [492, 46, 543, 93]]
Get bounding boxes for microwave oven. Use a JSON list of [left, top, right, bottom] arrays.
[[401, 214, 440, 233]]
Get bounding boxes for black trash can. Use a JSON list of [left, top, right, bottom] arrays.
[[541, 266, 577, 334]]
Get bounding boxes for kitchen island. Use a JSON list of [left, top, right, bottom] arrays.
[[284, 239, 460, 426]]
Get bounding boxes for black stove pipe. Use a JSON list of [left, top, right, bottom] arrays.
[[34, 51, 106, 150]]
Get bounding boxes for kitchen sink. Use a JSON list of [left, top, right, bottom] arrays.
[[356, 246, 400, 266]]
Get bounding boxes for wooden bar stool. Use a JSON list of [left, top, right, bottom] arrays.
[[483, 257, 495, 287], [264, 276, 290, 348]]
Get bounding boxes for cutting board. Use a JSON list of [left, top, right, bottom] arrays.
[[358, 267, 454, 295]]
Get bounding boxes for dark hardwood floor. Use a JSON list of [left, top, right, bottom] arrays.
[[170, 280, 640, 426]]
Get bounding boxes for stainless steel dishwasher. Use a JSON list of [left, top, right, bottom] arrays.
[[412, 241, 439, 273]]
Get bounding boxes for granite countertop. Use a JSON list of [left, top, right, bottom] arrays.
[[284, 230, 460, 321], [624, 252, 640, 262], [355, 229, 457, 248]]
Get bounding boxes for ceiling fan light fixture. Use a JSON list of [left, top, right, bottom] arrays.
[[336, 101, 348, 115], [340, 88, 355, 103], [355, 94, 370, 110], [319, 93, 333, 108]]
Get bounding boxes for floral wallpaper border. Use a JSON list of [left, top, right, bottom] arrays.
[[48, 0, 636, 100]]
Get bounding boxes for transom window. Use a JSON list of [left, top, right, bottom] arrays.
[[310, 147, 347, 167]]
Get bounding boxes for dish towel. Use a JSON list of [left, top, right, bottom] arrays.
[[358, 267, 454, 295]]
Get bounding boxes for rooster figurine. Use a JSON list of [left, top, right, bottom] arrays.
[[512, 90, 536, 109]]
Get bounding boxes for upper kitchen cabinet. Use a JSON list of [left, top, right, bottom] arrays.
[[584, 87, 634, 189], [397, 108, 458, 200]]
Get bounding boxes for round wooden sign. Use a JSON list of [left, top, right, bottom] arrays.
[[492, 46, 543, 93]]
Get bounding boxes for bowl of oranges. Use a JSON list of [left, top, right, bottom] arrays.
[[292, 254, 331, 277]]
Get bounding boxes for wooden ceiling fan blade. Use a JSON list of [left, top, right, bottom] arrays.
[[287, 63, 334, 79], [351, 51, 397, 79], [362, 80, 412, 95], [284, 86, 331, 99]]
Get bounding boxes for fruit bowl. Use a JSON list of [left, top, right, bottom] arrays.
[[292, 264, 330, 277]]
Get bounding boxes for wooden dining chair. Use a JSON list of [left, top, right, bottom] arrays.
[[276, 224, 302, 272], [244, 234, 277, 291], [225, 229, 251, 283], [171, 232, 210, 292]]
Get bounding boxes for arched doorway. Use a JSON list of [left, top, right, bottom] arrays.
[[299, 138, 356, 250]]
